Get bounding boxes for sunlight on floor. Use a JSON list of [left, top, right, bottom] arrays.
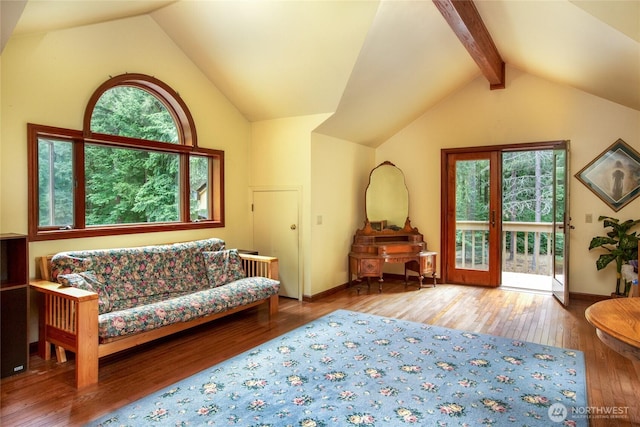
[[501, 271, 552, 294]]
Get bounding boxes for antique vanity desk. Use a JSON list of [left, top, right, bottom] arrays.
[[348, 161, 437, 292]]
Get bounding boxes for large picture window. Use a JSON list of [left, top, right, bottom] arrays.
[[28, 74, 224, 241]]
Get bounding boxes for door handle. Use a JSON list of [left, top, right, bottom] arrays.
[[491, 211, 496, 228], [558, 217, 574, 230], [290, 224, 297, 230]]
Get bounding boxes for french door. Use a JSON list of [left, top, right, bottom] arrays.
[[443, 151, 502, 286], [552, 148, 570, 305], [442, 142, 570, 295]]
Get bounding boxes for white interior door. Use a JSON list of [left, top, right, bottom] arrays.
[[252, 189, 300, 299]]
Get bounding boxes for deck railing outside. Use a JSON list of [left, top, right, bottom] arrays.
[[456, 221, 554, 275]]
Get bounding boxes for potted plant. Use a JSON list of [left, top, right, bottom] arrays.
[[589, 216, 640, 296]]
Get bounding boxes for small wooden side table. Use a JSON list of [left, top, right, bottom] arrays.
[[585, 298, 640, 361]]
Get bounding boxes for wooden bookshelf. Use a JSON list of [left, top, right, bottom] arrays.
[[1, 233, 29, 378]]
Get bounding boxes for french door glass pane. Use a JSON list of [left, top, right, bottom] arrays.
[[455, 159, 490, 271], [553, 149, 567, 286]]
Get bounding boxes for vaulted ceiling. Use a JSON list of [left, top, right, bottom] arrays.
[[3, 0, 639, 147]]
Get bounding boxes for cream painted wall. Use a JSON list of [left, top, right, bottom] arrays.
[[0, 16, 252, 340], [377, 65, 640, 296], [0, 15, 252, 274], [250, 114, 330, 297], [310, 133, 374, 295]]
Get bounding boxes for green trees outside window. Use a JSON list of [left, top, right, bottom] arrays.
[[454, 150, 560, 270], [29, 74, 223, 241], [37, 139, 73, 227], [91, 86, 179, 143]]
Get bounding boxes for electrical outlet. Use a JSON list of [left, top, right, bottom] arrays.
[[585, 213, 593, 223], [317, 215, 323, 225]]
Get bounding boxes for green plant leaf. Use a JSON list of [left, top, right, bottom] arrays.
[[621, 219, 640, 231], [596, 253, 617, 270], [591, 216, 640, 286], [620, 234, 639, 250], [589, 236, 616, 250], [600, 216, 619, 228]]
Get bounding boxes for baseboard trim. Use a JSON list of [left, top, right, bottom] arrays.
[[302, 275, 611, 304], [303, 274, 439, 302], [303, 283, 348, 302], [568, 292, 610, 303]]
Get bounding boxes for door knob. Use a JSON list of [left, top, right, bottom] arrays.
[[290, 224, 297, 230]]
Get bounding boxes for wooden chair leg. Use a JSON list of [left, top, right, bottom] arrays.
[[75, 300, 99, 388], [55, 345, 67, 363], [269, 294, 279, 317]]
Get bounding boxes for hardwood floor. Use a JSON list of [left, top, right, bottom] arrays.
[[2, 280, 639, 426]]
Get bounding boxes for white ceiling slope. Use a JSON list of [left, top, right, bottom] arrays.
[[314, 0, 479, 146], [151, 0, 380, 122], [5, 1, 640, 147]]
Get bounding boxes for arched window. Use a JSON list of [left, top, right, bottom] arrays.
[[28, 74, 224, 241], [91, 86, 179, 143]]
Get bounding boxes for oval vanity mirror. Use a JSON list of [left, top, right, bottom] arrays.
[[365, 161, 409, 231]]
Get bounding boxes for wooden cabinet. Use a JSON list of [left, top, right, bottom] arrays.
[[350, 253, 384, 278], [1, 233, 29, 378], [349, 228, 437, 292]]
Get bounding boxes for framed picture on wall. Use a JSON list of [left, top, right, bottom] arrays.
[[575, 139, 640, 211]]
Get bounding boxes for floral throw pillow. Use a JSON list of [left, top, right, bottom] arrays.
[[57, 271, 112, 314], [203, 249, 246, 287]]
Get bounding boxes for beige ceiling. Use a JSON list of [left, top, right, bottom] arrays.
[[4, 0, 639, 147]]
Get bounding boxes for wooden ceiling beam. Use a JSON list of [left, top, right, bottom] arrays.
[[433, 0, 505, 89]]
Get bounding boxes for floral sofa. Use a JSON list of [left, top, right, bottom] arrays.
[[31, 238, 280, 388]]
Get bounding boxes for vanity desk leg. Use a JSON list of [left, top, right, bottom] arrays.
[[404, 253, 438, 289], [404, 270, 424, 289], [347, 260, 372, 294], [348, 278, 372, 295], [354, 277, 383, 294], [404, 260, 423, 290]]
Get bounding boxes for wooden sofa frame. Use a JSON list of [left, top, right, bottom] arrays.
[[30, 253, 279, 388]]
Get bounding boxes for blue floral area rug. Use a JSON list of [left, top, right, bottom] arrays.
[[89, 309, 587, 426]]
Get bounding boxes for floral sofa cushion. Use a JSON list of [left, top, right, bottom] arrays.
[[50, 238, 225, 312], [203, 249, 246, 287], [98, 276, 280, 340], [58, 271, 112, 314]]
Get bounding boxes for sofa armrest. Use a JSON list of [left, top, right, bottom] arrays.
[[239, 254, 279, 281], [30, 279, 99, 388], [30, 279, 98, 300]]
